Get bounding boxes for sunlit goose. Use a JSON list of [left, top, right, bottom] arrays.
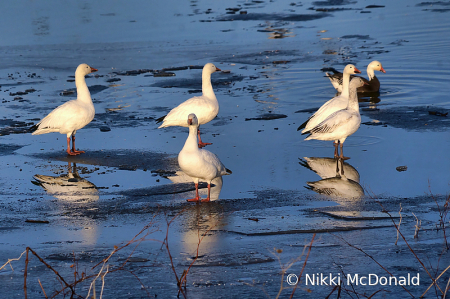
[[157, 63, 221, 148], [31, 63, 98, 155], [326, 60, 386, 93], [302, 77, 366, 160], [178, 113, 231, 202], [298, 64, 361, 133]]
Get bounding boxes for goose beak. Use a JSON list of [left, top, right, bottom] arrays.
[[188, 118, 193, 125], [380, 66, 386, 73], [90, 67, 98, 73], [354, 67, 361, 74], [215, 67, 222, 72], [363, 81, 369, 85]]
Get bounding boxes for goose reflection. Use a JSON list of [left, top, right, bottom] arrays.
[[300, 157, 364, 199], [166, 171, 224, 201], [32, 162, 98, 201]]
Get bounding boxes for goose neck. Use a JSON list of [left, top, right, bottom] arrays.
[[341, 72, 351, 98], [367, 67, 375, 80], [202, 71, 216, 99], [183, 126, 200, 151], [75, 74, 92, 103]]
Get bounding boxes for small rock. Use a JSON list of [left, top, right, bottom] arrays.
[[396, 166, 407, 172]]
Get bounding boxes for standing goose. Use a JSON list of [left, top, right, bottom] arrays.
[[302, 77, 366, 160], [157, 63, 221, 148], [326, 60, 386, 93], [32, 63, 98, 155], [298, 64, 361, 133], [178, 113, 231, 202]]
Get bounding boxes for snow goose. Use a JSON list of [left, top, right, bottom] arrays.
[[302, 77, 366, 160], [326, 60, 386, 93], [297, 64, 361, 133], [157, 63, 221, 148], [32, 63, 98, 155], [178, 113, 231, 202]]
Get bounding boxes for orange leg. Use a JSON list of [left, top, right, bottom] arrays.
[[67, 137, 80, 156], [333, 141, 339, 159], [71, 135, 85, 154], [187, 183, 202, 202], [201, 184, 211, 203], [198, 128, 212, 148], [339, 143, 350, 161]]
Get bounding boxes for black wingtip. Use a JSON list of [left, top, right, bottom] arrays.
[[156, 115, 166, 123], [29, 124, 39, 133], [297, 120, 308, 131]]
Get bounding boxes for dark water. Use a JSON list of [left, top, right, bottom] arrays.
[[1, 0, 450, 298]]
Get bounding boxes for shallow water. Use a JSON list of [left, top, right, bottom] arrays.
[[1, 0, 450, 298]]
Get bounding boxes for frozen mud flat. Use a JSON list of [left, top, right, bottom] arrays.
[[1, 0, 450, 298]]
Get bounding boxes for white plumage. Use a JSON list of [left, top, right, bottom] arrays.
[[298, 64, 361, 133], [32, 63, 98, 155], [157, 63, 221, 148], [302, 77, 366, 160], [326, 60, 386, 93], [178, 113, 231, 202]]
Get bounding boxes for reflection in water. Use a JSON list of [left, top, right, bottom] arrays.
[[166, 171, 224, 201], [181, 203, 228, 261], [300, 157, 364, 199], [32, 162, 98, 201]]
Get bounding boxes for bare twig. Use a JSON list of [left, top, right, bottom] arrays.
[[24, 249, 29, 299], [422, 264, 450, 297], [412, 212, 421, 239], [289, 233, 315, 299], [0, 250, 27, 272], [333, 233, 414, 298], [395, 203, 402, 245], [38, 279, 48, 299]]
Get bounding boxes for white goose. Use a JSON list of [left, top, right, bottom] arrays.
[[302, 77, 366, 160], [157, 63, 221, 148], [32, 63, 98, 155], [178, 113, 231, 202], [298, 64, 361, 133], [326, 60, 386, 93]]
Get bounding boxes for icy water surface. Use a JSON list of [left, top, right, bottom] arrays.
[[1, 0, 450, 298]]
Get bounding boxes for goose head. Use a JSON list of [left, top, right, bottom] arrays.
[[349, 77, 367, 89], [76, 63, 98, 77], [343, 64, 361, 75], [203, 63, 221, 74], [187, 113, 199, 126], [368, 60, 386, 73]]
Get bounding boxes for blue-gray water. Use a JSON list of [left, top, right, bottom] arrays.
[[1, 0, 450, 298]]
